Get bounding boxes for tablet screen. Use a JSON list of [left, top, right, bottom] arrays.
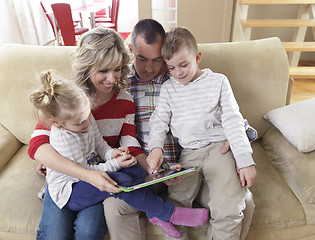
[[117, 167, 196, 192]]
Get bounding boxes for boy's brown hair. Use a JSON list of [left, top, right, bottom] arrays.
[[161, 27, 198, 60]]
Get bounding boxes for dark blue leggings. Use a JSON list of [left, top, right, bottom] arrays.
[[65, 163, 175, 221]]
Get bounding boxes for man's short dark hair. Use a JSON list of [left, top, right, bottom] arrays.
[[131, 19, 165, 48]]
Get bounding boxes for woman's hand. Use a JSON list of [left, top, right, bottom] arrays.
[[85, 170, 121, 193], [36, 163, 47, 176]]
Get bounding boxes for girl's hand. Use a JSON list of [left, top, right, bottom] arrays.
[[116, 154, 137, 168], [111, 146, 129, 158], [36, 163, 47, 176]]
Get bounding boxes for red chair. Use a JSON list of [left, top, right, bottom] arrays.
[[95, 0, 120, 32], [40, 1, 59, 39], [51, 3, 89, 46]]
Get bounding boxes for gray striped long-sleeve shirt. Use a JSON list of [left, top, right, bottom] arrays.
[[149, 68, 255, 169], [47, 116, 120, 209]]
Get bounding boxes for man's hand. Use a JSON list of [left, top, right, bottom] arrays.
[[221, 141, 230, 154], [239, 165, 257, 188], [163, 164, 183, 186], [147, 148, 164, 173]]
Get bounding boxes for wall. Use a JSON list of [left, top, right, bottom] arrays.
[[177, 0, 233, 43]]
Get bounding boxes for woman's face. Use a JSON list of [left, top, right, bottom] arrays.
[[90, 62, 122, 94]]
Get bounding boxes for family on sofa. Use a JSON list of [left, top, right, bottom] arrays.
[[28, 19, 257, 240], [2, 16, 314, 240]]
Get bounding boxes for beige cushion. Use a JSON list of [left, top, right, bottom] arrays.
[[249, 142, 305, 230], [0, 44, 75, 145], [0, 146, 44, 236], [198, 37, 290, 139], [262, 126, 315, 224], [264, 98, 315, 153]]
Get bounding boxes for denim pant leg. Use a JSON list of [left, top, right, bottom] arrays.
[[119, 161, 147, 179], [66, 171, 174, 222], [37, 187, 106, 240], [74, 203, 107, 240]]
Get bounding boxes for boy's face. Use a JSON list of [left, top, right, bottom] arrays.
[[165, 48, 202, 85]]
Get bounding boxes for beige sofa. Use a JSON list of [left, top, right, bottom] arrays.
[[1, 37, 315, 240]]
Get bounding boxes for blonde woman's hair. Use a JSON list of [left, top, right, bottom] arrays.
[[30, 71, 90, 124], [161, 27, 198, 60], [72, 28, 132, 96]]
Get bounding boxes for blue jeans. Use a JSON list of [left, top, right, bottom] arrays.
[[36, 188, 106, 240], [66, 163, 174, 221]]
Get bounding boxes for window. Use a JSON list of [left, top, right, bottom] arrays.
[[151, 0, 177, 31]]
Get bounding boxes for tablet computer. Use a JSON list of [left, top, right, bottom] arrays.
[[117, 167, 196, 192]]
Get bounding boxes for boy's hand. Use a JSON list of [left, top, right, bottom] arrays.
[[116, 154, 137, 168], [239, 165, 256, 188], [147, 148, 164, 173]]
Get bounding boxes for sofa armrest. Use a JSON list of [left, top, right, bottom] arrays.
[[0, 123, 22, 171], [261, 126, 315, 224]]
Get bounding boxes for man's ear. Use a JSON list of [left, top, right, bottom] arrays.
[[196, 51, 202, 64]]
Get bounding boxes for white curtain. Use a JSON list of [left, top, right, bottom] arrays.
[[0, 0, 54, 45]]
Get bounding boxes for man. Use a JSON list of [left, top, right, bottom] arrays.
[[103, 19, 255, 240]]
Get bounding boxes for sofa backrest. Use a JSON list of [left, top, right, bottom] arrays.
[[0, 37, 289, 145], [0, 44, 76, 145], [198, 37, 290, 139]]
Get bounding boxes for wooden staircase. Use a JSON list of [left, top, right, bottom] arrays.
[[232, 0, 315, 80]]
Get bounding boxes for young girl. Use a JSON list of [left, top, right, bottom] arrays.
[[30, 71, 208, 239]]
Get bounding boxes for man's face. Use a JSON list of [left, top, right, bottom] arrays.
[[131, 35, 166, 81]]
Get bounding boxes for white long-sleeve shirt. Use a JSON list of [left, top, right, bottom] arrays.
[[47, 116, 120, 209], [149, 68, 255, 169]]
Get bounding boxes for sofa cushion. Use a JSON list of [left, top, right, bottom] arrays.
[[198, 37, 290, 139], [248, 142, 305, 230], [264, 98, 315, 153], [0, 146, 44, 236], [262, 126, 315, 224], [0, 44, 75, 145]]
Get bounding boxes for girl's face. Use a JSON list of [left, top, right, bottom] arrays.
[[61, 112, 92, 133], [54, 99, 92, 133], [90, 62, 123, 94], [165, 48, 202, 85]]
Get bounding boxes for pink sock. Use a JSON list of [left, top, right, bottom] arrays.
[[149, 217, 182, 238], [169, 207, 209, 227]]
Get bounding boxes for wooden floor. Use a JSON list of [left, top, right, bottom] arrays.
[[291, 78, 315, 103], [290, 60, 315, 104]]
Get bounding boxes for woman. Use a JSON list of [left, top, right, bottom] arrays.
[[29, 27, 150, 240]]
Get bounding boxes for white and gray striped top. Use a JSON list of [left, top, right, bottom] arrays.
[[149, 68, 254, 169]]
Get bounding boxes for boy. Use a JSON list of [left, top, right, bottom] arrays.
[[147, 27, 256, 240]]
